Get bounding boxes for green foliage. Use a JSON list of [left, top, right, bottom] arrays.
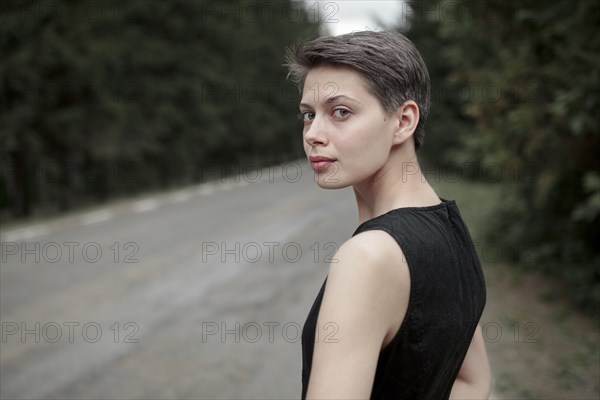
[[0, 0, 319, 217], [410, 0, 600, 314], [402, 0, 476, 165]]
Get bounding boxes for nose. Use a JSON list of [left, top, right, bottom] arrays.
[[304, 115, 329, 148]]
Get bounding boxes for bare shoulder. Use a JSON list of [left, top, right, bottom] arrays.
[[329, 229, 408, 285], [321, 229, 411, 347]]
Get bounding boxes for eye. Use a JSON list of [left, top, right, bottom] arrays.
[[332, 108, 350, 119], [298, 111, 315, 122]]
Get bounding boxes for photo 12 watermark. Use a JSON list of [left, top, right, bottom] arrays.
[[430, 80, 543, 105], [201, 321, 339, 344], [1, 241, 140, 264], [0, 160, 138, 186], [400, 1, 525, 26], [2, 321, 140, 344], [198, 161, 306, 185], [198, 81, 298, 104], [201, 241, 339, 265], [403, 161, 538, 184], [4, 79, 139, 105]]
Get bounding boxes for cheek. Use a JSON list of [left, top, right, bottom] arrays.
[[351, 125, 392, 167], [346, 122, 388, 156]]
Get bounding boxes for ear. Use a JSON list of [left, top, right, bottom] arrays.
[[392, 100, 420, 146]]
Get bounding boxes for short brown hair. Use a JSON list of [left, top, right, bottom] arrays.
[[285, 30, 430, 151]]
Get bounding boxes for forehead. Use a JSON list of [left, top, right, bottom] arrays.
[[300, 65, 373, 104]]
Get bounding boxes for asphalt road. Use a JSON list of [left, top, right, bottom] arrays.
[[1, 160, 359, 399]]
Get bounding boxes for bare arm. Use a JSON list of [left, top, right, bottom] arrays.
[[450, 324, 492, 399], [305, 231, 410, 399]]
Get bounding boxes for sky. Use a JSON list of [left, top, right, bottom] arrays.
[[304, 0, 407, 36]]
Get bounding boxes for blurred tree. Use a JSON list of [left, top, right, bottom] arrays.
[[0, 0, 319, 218], [402, 0, 476, 166], [433, 0, 600, 313]]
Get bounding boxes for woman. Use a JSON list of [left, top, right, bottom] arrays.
[[285, 31, 491, 399]]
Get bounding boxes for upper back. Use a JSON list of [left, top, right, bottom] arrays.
[[301, 200, 486, 399]]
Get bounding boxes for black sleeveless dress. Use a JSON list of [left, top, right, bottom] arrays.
[[301, 200, 486, 400]]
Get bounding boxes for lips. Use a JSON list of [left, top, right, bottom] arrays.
[[309, 155, 336, 173]]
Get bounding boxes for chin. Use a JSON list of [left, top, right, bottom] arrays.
[[312, 172, 351, 189]]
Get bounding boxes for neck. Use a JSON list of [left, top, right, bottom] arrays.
[[352, 144, 440, 225]]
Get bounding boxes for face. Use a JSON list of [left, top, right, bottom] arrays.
[[299, 65, 400, 189]]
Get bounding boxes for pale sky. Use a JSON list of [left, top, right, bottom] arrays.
[[304, 0, 407, 36]]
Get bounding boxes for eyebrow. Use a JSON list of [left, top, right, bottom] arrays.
[[299, 94, 361, 109]]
